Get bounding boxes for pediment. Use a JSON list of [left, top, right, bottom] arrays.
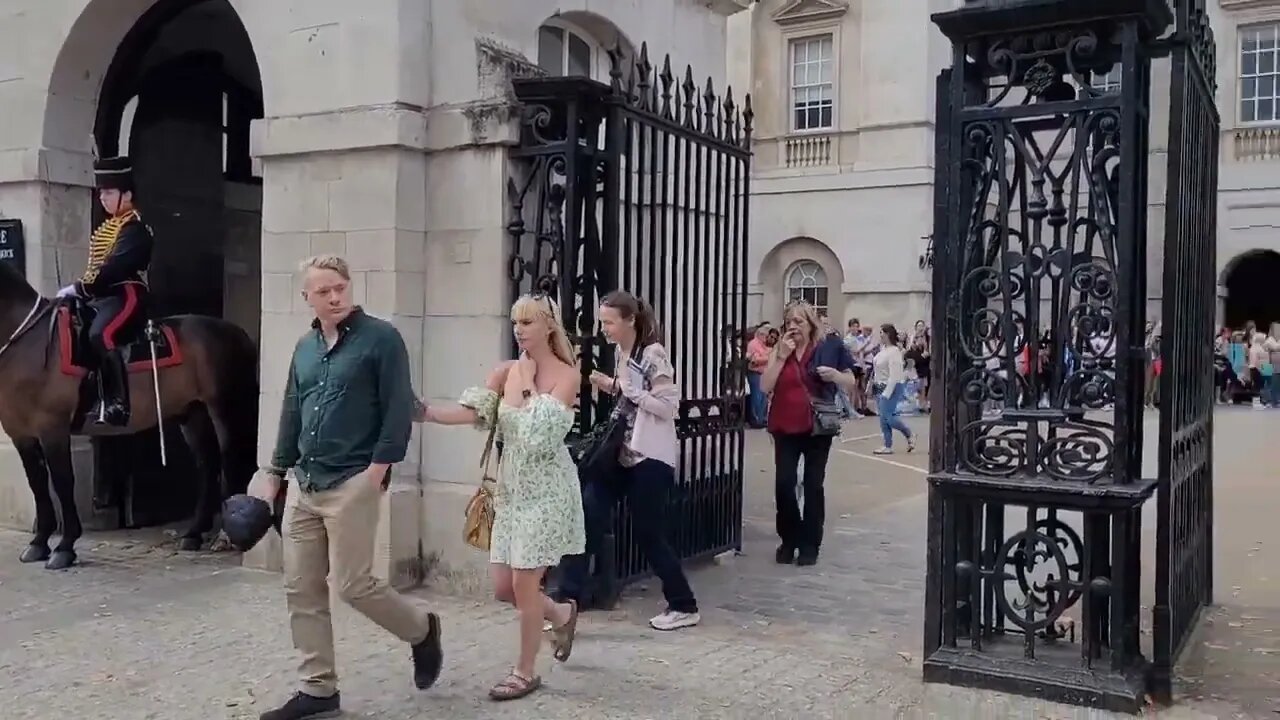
[[771, 0, 849, 26]]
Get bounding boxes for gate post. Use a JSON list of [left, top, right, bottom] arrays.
[[923, 0, 1170, 711]]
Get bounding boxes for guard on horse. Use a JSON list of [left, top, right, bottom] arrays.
[[56, 156, 154, 427]]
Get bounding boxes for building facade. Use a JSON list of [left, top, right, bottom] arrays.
[[0, 0, 749, 583], [731, 0, 1280, 332]]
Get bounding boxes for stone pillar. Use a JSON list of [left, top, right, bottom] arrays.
[[412, 40, 534, 593], [0, 150, 102, 531], [244, 108, 430, 588]]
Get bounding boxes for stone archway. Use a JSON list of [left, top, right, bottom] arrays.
[[42, 0, 265, 531], [756, 236, 847, 323], [1222, 249, 1280, 330]]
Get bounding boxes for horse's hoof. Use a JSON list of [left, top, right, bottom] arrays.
[[178, 536, 203, 552], [44, 550, 76, 571], [19, 544, 50, 564]]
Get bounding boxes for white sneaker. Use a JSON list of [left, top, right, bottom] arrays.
[[649, 610, 700, 631]]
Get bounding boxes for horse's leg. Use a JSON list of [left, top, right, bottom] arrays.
[[177, 408, 220, 552], [205, 405, 243, 552], [207, 404, 249, 497], [43, 435, 80, 570], [15, 439, 55, 564]]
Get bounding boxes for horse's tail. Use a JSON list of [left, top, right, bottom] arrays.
[[208, 321, 260, 497]]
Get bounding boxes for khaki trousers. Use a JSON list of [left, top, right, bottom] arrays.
[[283, 473, 431, 698]]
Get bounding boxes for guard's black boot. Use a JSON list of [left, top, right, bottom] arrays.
[[95, 349, 130, 427], [258, 691, 340, 720]]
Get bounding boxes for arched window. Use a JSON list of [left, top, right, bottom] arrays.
[[537, 20, 603, 79], [785, 261, 829, 315]]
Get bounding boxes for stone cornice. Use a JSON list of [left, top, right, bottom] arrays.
[[771, 0, 849, 27], [1220, 0, 1280, 11]]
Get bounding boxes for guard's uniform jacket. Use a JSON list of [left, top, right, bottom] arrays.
[[76, 208, 152, 309], [76, 155, 154, 427]]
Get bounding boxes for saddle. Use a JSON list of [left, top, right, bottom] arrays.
[[55, 300, 184, 379]]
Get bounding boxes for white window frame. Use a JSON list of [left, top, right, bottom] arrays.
[[1239, 21, 1280, 126], [787, 34, 836, 133], [1091, 68, 1121, 94], [536, 19, 605, 81], [784, 260, 829, 315]]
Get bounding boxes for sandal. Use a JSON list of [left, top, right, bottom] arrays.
[[488, 672, 542, 701], [551, 599, 579, 662]]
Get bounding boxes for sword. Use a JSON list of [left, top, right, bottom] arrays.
[[147, 321, 167, 467]]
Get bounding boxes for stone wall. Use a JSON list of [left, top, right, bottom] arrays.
[[0, 0, 744, 588]]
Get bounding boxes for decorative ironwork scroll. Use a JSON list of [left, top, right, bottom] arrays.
[[508, 43, 754, 593], [923, 0, 1188, 712]]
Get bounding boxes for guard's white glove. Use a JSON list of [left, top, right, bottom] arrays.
[[55, 284, 78, 299]]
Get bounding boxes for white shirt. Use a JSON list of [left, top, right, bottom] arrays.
[[873, 345, 906, 396]]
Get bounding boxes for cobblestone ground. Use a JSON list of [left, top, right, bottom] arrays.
[[0, 408, 1271, 719]]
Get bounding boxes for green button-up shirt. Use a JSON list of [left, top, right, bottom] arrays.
[[270, 308, 414, 492]]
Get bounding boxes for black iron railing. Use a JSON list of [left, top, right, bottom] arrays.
[[507, 44, 753, 602]]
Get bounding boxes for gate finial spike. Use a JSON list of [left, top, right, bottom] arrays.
[[659, 56, 675, 119], [703, 77, 718, 139], [681, 66, 697, 129], [723, 86, 737, 142]]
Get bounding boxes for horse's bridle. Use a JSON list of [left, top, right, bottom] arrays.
[[0, 297, 52, 363]]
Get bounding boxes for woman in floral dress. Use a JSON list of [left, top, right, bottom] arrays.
[[418, 293, 585, 701]]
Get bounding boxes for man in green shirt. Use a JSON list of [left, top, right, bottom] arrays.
[[255, 254, 442, 720]]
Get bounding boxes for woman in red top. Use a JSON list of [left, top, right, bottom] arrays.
[[761, 301, 856, 566]]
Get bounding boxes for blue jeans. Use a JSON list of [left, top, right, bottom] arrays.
[[1268, 372, 1280, 407], [746, 371, 767, 425], [875, 383, 914, 448]]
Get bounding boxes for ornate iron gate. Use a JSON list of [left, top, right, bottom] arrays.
[[923, 0, 1185, 712], [507, 44, 753, 600], [1152, 0, 1218, 702]]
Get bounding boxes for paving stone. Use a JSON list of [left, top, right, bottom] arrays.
[[0, 409, 1270, 718]]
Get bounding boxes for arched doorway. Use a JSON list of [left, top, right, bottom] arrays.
[[68, 0, 263, 530], [1223, 249, 1280, 330]]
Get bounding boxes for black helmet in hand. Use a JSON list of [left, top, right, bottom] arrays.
[[221, 494, 275, 552]]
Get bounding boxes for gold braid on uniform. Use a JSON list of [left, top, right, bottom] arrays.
[[83, 210, 141, 285]]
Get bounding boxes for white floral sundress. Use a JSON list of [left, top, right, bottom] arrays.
[[459, 387, 586, 569]]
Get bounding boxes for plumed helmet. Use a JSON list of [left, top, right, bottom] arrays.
[[221, 494, 275, 552]]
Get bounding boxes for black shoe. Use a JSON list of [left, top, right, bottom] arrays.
[[259, 692, 340, 720], [775, 545, 796, 564], [796, 549, 819, 566], [412, 613, 443, 690]]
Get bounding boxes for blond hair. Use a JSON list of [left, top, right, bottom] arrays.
[[298, 254, 351, 281], [783, 300, 823, 343], [511, 294, 576, 366]]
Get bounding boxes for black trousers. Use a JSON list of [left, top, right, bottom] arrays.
[[772, 432, 833, 552], [558, 459, 698, 614], [88, 284, 146, 355]]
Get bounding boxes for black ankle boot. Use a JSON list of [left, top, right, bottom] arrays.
[[95, 349, 130, 427]]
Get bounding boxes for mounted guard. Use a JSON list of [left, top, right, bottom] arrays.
[[56, 156, 154, 427]]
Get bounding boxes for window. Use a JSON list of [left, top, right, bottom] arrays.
[[785, 261, 828, 314], [790, 35, 834, 131], [1241, 23, 1280, 124], [1091, 68, 1120, 94], [538, 23, 595, 78]]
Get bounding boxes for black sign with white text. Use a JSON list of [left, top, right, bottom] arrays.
[[0, 219, 25, 278]]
